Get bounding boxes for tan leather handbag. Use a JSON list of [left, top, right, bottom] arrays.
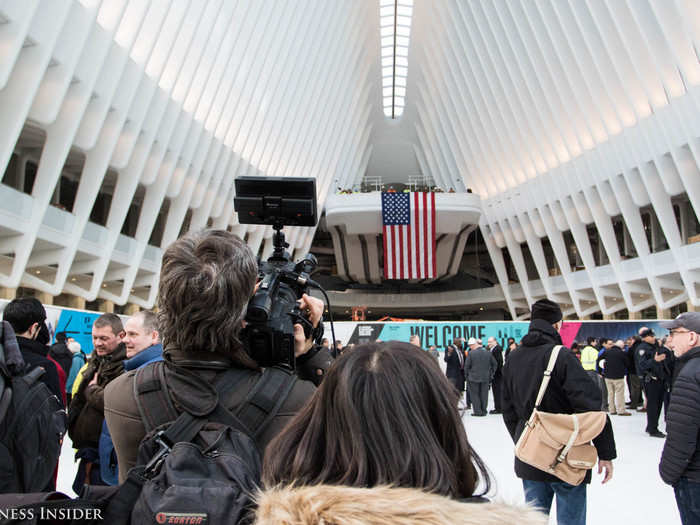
[[514, 346, 607, 486]]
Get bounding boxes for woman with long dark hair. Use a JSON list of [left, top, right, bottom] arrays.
[[257, 341, 546, 524]]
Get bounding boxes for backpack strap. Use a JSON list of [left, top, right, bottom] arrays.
[[142, 368, 253, 477], [136, 363, 297, 440], [534, 345, 562, 410], [133, 362, 178, 433], [235, 366, 297, 440]]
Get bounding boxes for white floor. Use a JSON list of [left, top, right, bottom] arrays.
[[57, 401, 679, 525]]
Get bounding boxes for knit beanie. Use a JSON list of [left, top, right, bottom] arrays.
[[531, 299, 563, 324]]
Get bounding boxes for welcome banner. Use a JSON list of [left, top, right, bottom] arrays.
[[330, 320, 670, 349]]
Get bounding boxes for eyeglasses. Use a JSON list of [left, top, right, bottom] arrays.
[[669, 329, 691, 336]]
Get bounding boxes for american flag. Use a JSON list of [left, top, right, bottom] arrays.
[[381, 192, 436, 280]]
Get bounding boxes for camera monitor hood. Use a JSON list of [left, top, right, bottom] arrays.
[[234, 176, 317, 227]]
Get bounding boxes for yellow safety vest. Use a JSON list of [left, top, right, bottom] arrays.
[[71, 362, 89, 396], [581, 346, 598, 371]]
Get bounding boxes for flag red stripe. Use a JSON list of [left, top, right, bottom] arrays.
[[383, 225, 388, 279], [431, 192, 436, 277], [406, 196, 412, 280], [391, 225, 397, 279], [413, 193, 419, 278], [423, 192, 428, 278], [398, 225, 404, 279]]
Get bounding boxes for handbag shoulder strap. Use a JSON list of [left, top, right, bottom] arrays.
[[534, 345, 562, 409]]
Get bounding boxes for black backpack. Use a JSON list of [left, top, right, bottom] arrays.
[[103, 362, 297, 525], [0, 321, 67, 494]]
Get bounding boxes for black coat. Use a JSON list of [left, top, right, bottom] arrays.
[[597, 346, 631, 379], [49, 342, 73, 377], [638, 341, 674, 386], [15, 336, 62, 403], [659, 347, 700, 485], [491, 344, 504, 380], [501, 319, 617, 484], [444, 345, 465, 389]]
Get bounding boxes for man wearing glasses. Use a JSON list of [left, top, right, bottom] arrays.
[[659, 312, 700, 525]]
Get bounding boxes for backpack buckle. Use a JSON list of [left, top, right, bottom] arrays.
[[144, 431, 172, 477]]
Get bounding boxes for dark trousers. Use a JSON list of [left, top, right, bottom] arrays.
[[674, 478, 700, 525], [644, 379, 669, 433], [492, 376, 502, 412], [448, 375, 464, 394], [469, 381, 489, 416], [627, 374, 642, 408]]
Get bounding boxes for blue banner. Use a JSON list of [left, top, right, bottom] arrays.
[[53, 310, 102, 354]]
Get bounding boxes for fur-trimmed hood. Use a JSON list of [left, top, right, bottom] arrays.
[[255, 485, 547, 525]]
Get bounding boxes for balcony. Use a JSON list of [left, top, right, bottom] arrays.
[[324, 191, 482, 283]]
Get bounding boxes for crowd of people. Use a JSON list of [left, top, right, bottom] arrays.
[[335, 185, 469, 194], [567, 328, 676, 439], [402, 302, 699, 524], [0, 230, 698, 524]]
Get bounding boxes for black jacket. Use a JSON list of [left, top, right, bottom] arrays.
[[16, 336, 63, 403], [630, 340, 644, 376], [501, 319, 617, 484], [597, 345, 631, 380], [659, 347, 700, 485], [638, 341, 674, 386], [491, 344, 504, 380], [444, 345, 465, 383], [49, 342, 73, 377]]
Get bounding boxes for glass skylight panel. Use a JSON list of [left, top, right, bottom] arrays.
[[380, 0, 413, 119]]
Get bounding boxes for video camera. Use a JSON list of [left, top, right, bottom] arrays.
[[234, 176, 323, 369]]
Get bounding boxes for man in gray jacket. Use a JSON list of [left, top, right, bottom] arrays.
[[464, 337, 497, 416]]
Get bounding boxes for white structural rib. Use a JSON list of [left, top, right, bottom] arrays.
[[1, 0, 699, 320], [408, 0, 700, 318], [0, 0, 375, 307]]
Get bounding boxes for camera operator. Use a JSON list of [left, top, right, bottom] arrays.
[[104, 230, 332, 483]]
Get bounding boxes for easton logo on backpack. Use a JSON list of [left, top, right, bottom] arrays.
[[102, 362, 297, 525], [0, 321, 67, 494], [155, 511, 207, 524]]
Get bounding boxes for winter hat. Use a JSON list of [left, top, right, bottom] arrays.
[[67, 341, 82, 354], [659, 312, 700, 333], [530, 299, 563, 325]]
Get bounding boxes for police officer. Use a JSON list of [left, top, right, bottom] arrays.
[[638, 328, 674, 438]]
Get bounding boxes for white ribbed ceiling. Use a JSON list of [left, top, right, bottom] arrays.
[[0, 0, 699, 317]]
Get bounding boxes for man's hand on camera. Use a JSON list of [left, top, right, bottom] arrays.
[[294, 294, 324, 357]]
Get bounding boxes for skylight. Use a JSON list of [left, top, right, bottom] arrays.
[[380, 0, 413, 119]]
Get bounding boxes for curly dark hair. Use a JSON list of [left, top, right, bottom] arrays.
[[263, 341, 492, 498], [157, 229, 258, 368]]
